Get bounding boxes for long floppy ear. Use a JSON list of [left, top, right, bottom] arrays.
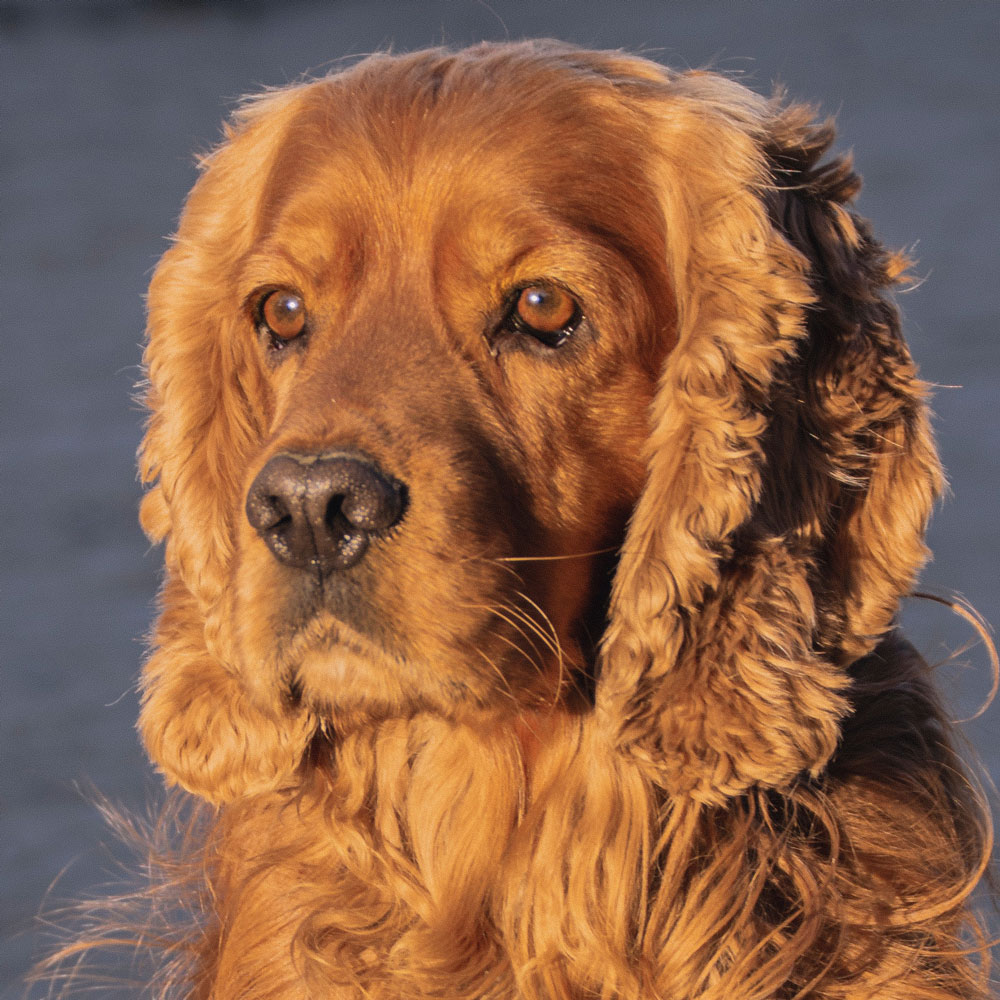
[[139, 578, 317, 805], [599, 76, 942, 803], [138, 86, 316, 803]]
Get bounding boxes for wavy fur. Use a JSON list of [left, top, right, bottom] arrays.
[[46, 42, 992, 999]]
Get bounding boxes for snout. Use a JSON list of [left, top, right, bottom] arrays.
[[245, 451, 407, 573]]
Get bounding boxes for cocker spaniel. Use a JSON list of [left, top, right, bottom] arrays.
[[127, 41, 990, 999]]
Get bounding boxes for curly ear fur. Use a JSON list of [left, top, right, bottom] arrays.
[[761, 105, 943, 661], [600, 78, 942, 803], [138, 577, 315, 805], [138, 88, 317, 801]]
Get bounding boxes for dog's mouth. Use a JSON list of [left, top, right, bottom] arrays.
[[264, 609, 507, 730], [256, 593, 601, 733], [238, 523, 626, 728]]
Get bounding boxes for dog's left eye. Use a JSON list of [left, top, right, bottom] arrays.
[[505, 284, 581, 348]]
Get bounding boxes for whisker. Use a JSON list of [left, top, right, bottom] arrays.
[[401, 541, 530, 584], [497, 599, 561, 659], [472, 648, 518, 703], [511, 589, 561, 647], [485, 626, 549, 682], [512, 589, 570, 706], [492, 545, 619, 564], [457, 600, 547, 668]]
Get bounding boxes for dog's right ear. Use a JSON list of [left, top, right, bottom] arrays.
[[138, 84, 308, 620], [138, 86, 318, 803], [139, 578, 316, 805]]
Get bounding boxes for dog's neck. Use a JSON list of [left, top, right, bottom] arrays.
[[205, 712, 652, 997], [187, 692, 975, 1000]]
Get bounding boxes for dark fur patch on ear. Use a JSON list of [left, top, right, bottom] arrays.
[[762, 102, 942, 665]]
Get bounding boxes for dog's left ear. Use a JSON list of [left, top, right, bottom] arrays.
[[598, 76, 942, 802]]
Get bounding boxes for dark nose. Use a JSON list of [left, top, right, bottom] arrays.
[[245, 452, 406, 572]]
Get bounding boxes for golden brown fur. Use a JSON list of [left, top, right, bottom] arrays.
[[107, 41, 994, 998]]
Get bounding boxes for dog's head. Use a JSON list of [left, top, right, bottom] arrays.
[[139, 42, 940, 804]]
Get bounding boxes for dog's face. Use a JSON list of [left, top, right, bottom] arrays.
[[140, 43, 939, 804], [164, 53, 675, 731]]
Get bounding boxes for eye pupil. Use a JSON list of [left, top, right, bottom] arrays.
[[514, 284, 578, 340], [261, 289, 306, 341]]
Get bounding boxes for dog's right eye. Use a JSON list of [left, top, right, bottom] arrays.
[[256, 289, 307, 349]]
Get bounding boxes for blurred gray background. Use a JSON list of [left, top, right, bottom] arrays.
[[2, 0, 997, 994]]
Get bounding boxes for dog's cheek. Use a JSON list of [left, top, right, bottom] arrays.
[[518, 359, 656, 536], [374, 444, 536, 648]]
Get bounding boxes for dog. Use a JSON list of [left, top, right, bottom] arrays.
[[125, 41, 991, 998]]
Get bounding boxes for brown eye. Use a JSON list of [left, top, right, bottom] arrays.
[[260, 289, 307, 343], [511, 284, 580, 347]]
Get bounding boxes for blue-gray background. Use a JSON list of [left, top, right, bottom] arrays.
[[2, 0, 997, 994]]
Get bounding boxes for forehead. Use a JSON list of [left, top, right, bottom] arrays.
[[237, 52, 665, 283]]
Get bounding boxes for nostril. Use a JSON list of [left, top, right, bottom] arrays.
[[251, 493, 292, 533], [339, 475, 406, 533], [245, 484, 299, 566], [324, 494, 355, 546], [325, 493, 348, 530]]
